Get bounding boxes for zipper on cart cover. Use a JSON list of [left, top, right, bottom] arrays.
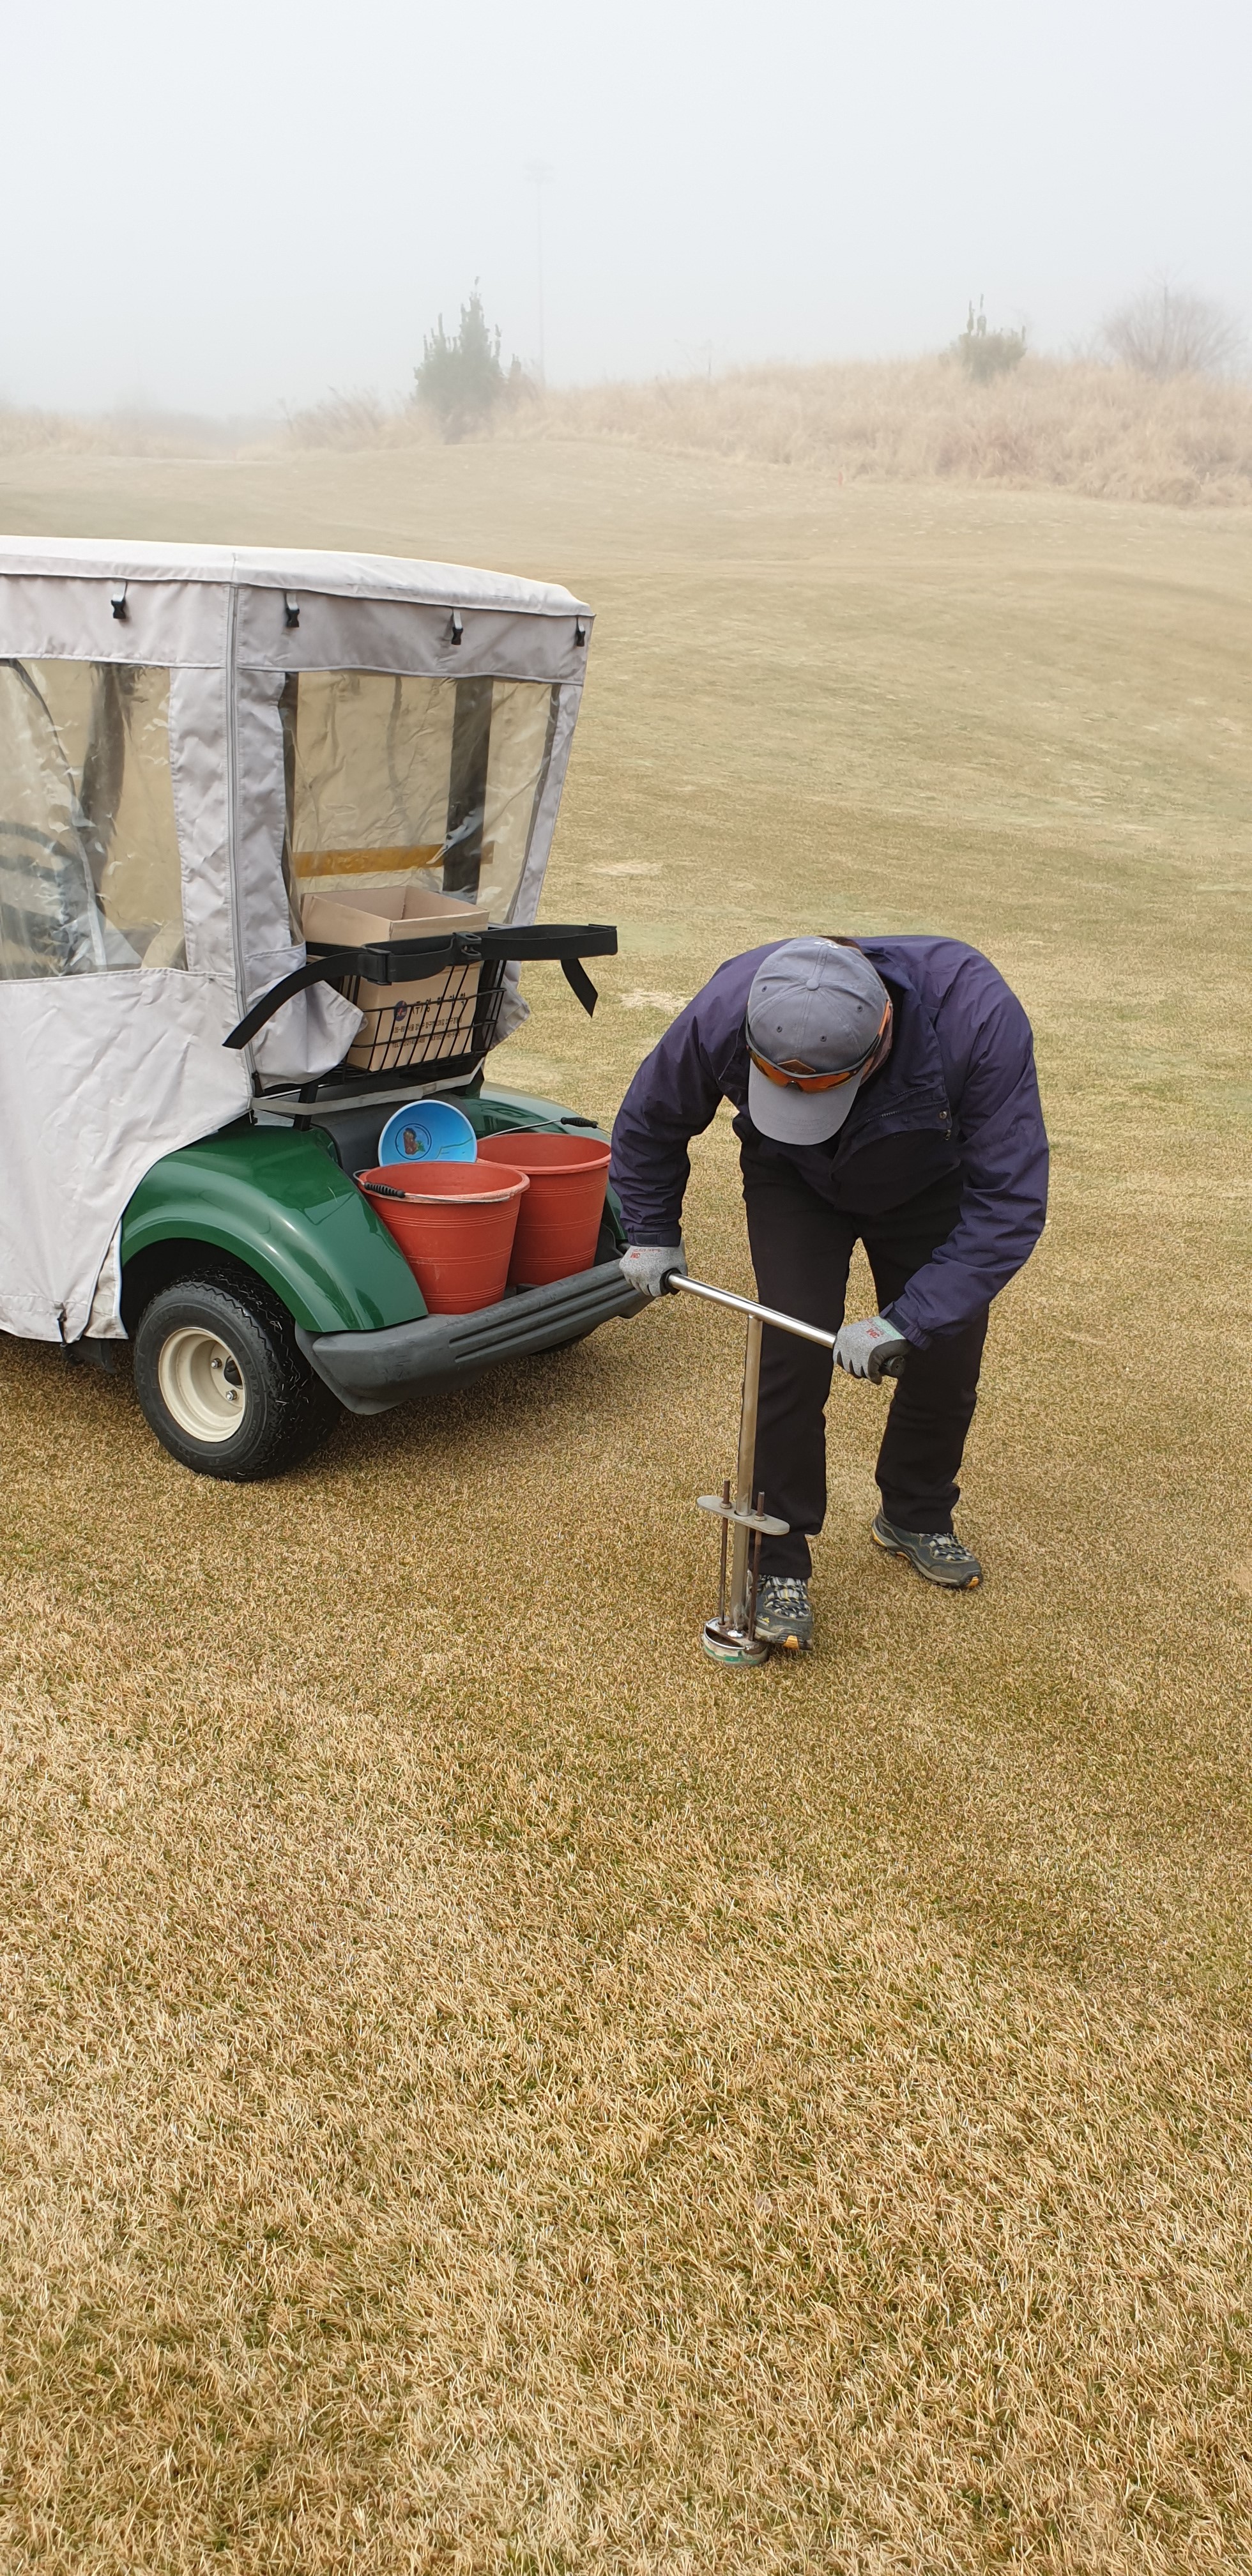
[[223, 578, 252, 1084]]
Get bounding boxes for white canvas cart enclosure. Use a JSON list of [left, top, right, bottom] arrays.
[[0, 537, 592, 1342]]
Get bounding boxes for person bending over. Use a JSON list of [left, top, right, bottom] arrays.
[[610, 935, 1048, 1648]]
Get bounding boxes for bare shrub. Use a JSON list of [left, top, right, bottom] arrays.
[[283, 390, 392, 450], [1102, 279, 1246, 380]]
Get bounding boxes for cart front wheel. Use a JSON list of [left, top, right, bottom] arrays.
[[133, 1269, 338, 1480]]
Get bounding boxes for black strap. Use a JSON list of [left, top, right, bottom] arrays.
[[225, 953, 341, 1048], [224, 923, 616, 1050], [561, 956, 599, 1015]]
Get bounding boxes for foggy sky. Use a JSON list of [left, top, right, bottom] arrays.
[[5, 0, 1249, 415]]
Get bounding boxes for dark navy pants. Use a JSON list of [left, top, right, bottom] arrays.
[[741, 1149, 988, 1577]]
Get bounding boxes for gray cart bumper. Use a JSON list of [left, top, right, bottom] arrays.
[[296, 1260, 646, 1415]]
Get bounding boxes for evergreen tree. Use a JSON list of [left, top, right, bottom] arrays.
[[953, 297, 1027, 383], [415, 287, 505, 441]]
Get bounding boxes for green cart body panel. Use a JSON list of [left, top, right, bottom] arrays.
[[120, 1128, 427, 1333], [119, 1086, 624, 1341]]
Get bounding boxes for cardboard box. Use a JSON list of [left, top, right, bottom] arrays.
[[302, 880, 489, 1074]]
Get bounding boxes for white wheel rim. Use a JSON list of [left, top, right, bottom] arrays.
[[156, 1325, 248, 1443]]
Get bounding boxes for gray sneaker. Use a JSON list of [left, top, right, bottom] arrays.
[[871, 1513, 982, 1589], [752, 1575, 813, 1648]]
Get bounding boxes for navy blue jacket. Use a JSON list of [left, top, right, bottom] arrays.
[[609, 937, 1048, 1347]]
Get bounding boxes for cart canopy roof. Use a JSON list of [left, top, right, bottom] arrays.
[[0, 536, 593, 1342], [0, 534, 586, 612], [0, 535, 591, 676]]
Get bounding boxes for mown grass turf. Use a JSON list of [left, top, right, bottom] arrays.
[[1, 446, 1251, 2571]]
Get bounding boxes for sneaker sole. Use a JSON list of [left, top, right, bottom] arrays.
[[871, 1523, 981, 1589], [751, 1625, 812, 1652]]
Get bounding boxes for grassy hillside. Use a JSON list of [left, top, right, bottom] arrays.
[[526, 355, 1252, 506], [1, 443, 1251, 2570], [6, 353, 1252, 507]]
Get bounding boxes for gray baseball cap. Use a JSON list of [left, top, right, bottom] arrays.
[[745, 939, 890, 1144]]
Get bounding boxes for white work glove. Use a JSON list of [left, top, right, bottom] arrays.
[[620, 1242, 687, 1300], [834, 1314, 909, 1383]]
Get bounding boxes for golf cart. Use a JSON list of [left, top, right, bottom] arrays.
[[0, 537, 643, 1477]]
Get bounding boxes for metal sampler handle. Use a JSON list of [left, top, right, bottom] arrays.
[[669, 1272, 840, 1352]]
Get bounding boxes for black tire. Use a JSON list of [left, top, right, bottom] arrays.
[[132, 1267, 339, 1481]]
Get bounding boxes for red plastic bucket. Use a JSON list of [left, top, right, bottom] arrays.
[[356, 1161, 529, 1314], [477, 1130, 611, 1285]]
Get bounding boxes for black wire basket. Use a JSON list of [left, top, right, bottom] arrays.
[[335, 953, 507, 1079]]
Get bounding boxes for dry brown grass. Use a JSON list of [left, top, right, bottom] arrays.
[[279, 358, 1252, 505], [1, 443, 1251, 2568], [8, 353, 1252, 506], [0, 407, 270, 461], [282, 392, 408, 453], [283, 355, 1252, 507], [528, 356, 1252, 507]]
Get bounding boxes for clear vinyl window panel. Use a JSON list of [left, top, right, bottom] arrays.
[[283, 670, 556, 924], [0, 660, 185, 979]]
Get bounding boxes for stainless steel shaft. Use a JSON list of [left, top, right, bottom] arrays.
[[676, 1271, 832, 1634], [729, 1314, 763, 1630], [677, 1268, 905, 1663]]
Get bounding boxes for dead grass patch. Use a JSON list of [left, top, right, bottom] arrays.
[[3, 1569, 1251, 2571], [0, 447, 1250, 2568]]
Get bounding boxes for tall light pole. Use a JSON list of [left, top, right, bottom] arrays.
[[526, 161, 553, 385]]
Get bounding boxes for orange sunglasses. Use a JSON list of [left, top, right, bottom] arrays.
[[748, 998, 892, 1092]]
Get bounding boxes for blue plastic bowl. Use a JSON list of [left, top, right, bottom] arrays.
[[378, 1100, 478, 1166]]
